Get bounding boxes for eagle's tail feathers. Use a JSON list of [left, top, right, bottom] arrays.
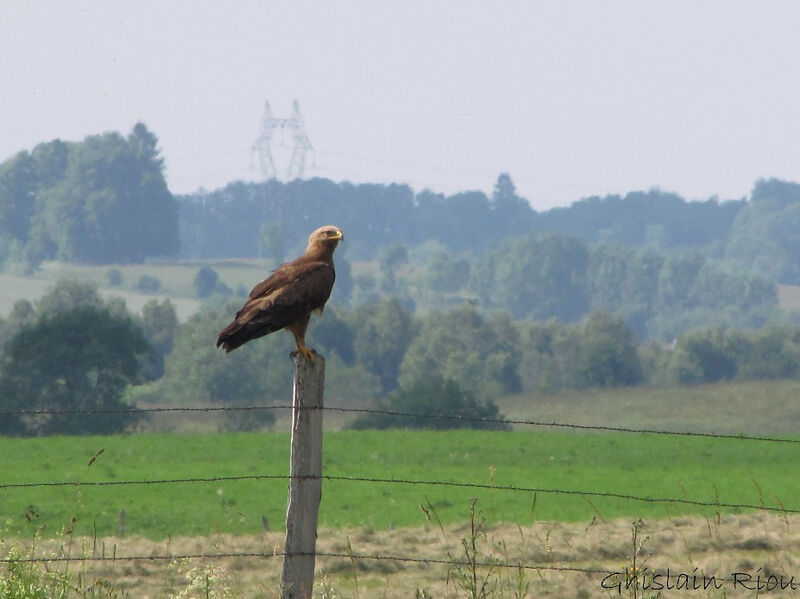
[[216, 320, 280, 352]]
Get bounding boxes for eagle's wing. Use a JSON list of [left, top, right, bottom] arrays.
[[216, 261, 335, 352]]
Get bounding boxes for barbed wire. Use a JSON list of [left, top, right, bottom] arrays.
[[0, 474, 286, 490], [2, 403, 799, 445], [0, 472, 795, 515], [0, 405, 286, 417], [0, 549, 766, 585], [326, 406, 800, 444], [0, 549, 614, 576], [321, 475, 799, 514], [2, 406, 796, 589]]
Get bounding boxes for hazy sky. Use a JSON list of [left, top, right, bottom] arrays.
[[2, 1, 799, 209]]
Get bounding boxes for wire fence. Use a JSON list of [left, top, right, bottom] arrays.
[[1, 399, 798, 592], [1, 473, 796, 515], [3, 403, 799, 445], [0, 550, 615, 577], [0, 550, 768, 590]]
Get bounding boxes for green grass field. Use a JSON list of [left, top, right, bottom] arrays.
[[0, 259, 278, 321], [1, 429, 798, 541]]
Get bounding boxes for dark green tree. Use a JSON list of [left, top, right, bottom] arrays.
[[471, 233, 589, 321], [349, 374, 509, 430], [259, 220, 286, 263], [194, 266, 221, 298], [307, 306, 355, 364], [140, 299, 178, 379], [423, 251, 470, 293], [399, 304, 520, 397], [27, 123, 178, 264], [106, 268, 123, 287], [588, 244, 663, 336], [0, 151, 36, 244], [137, 275, 162, 293], [537, 189, 742, 249], [329, 256, 354, 305], [36, 278, 103, 314], [491, 173, 534, 237], [378, 243, 408, 292], [153, 307, 380, 427], [349, 299, 415, 392], [668, 329, 737, 384], [0, 306, 149, 435], [726, 179, 800, 283], [517, 320, 578, 393], [726, 328, 800, 381], [576, 312, 643, 387], [153, 309, 284, 429]]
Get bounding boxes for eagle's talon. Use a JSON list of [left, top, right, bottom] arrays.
[[291, 347, 317, 361]]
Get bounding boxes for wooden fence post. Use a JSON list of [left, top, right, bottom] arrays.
[[281, 353, 325, 599]]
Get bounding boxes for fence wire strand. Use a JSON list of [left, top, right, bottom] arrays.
[[0, 550, 614, 576], [2, 403, 799, 445], [0, 473, 796, 515], [0, 550, 761, 585]]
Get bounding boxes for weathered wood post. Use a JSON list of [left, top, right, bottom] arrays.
[[281, 353, 325, 598]]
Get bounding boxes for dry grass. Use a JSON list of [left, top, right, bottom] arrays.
[[8, 512, 800, 597], [499, 379, 800, 437]]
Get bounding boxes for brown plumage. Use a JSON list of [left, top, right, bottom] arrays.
[[216, 225, 343, 358]]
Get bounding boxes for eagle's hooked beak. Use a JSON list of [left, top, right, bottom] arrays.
[[335, 230, 344, 241]]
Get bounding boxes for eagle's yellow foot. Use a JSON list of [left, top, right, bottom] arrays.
[[290, 347, 317, 361]]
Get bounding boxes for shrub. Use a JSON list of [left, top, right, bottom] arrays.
[[194, 266, 231, 298], [349, 374, 509, 431], [106, 267, 123, 286], [137, 274, 162, 293]]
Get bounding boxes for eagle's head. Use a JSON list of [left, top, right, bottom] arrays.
[[308, 225, 344, 250]]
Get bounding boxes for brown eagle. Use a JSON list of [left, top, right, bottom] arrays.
[[216, 225, 343, 359]]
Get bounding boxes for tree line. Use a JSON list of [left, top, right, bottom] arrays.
[[0, 123, 177, 266], [1, 279, 798, 436], [4, 124, 800, 290], [189, 229, 778, 343], [179, 173, 800, 287], [337, 230, 779, 343]]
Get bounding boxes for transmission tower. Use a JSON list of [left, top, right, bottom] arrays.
[[251, 100, 313, 181]]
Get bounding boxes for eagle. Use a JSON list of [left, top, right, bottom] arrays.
[[216, 225, 344, 359]]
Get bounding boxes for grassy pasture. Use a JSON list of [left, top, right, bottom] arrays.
[[0, 260, 273, 321], [0, 270, 201, 322], [500, 379, 800, 437], [1, 429, 798, 541]]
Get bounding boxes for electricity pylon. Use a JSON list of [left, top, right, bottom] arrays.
[[251, 100, 313, 181]]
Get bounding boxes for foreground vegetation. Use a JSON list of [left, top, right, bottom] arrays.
[[6, 512, 800, 598], [1, 428, 798, 541]]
